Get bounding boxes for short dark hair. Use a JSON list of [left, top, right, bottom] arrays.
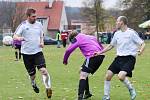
[[69, 30, 78, 42], [26, 8, 36, 17], [118, 16, 128, 25]]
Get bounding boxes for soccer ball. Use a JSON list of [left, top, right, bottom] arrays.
[[2, 36, 13, 46]]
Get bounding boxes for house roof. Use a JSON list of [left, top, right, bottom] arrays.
[[16, 1, 64, 30]]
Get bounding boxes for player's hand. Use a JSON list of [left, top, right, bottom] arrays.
[[18, 37, 25, 41], [40, 42, 44, 48], [92, 52, 100, 57], [63, 61, 68, 65]]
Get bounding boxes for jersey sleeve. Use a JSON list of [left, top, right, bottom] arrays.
[[39, 22, 44, 37], [63, 38, 79, 64], [14, 24, 24, 36], [132, 31, 144, 45]]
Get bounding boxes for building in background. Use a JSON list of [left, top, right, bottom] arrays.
[[65, 7, 95, 34]]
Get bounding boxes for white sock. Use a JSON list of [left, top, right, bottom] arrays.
[[31, 79, 36, 86], [42, 74, 51, 89], [122, 77, 133, 90], [104, 80, 110, 98]]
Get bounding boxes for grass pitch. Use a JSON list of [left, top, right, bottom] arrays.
[[0, 41, 150, 100]]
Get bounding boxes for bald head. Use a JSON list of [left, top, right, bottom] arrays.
[[117, 16, 128, 25]]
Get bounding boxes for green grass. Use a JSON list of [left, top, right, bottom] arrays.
[[0, 41, 150, 100]]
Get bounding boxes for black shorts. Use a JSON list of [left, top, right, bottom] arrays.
[[81, 55, 105, 74], [22, 52, 46, 76], [108, 55, 136, 77], [14, 44, 21, 50]]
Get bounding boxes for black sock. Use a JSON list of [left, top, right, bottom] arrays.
[[19, 52, 21, 59], [85, 77, 90, 94], [15, 51, 18, 59], [78, 79, 86, 97]]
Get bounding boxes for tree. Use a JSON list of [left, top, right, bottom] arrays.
[[142, 0, 150, 21], [81, 0, 105, 40], [12, 3, 27, 32], [119, 0, 150, 31], [0, 1, 16, 30], [0, 1, 28, 33]]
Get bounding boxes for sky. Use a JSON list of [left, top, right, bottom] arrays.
[[0, 0, 118, 9], [63, 0, 118, 9]]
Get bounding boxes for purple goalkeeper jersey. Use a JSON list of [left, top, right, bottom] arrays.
[[63, 33, 104, 63]]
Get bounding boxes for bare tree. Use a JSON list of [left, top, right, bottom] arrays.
[[81, 0, 105, 31], [0, 1, 16, 30], [12, 3, 27, 32], [0, 1, 28, 33], [81, 0, 106, 41], [118, 0, 150, 31]]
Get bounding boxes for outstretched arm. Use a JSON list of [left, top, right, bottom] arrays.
[[137, 42, 145, 55], [40, 32, 44, 48], [63, 40, 78, 65], [132, 32, 146, 55], [99, 44, 114, 54], [39, 23, 44, 48]]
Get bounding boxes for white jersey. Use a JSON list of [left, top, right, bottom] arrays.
[[110, 28, 144, 56], [14, 20, 43, 54]]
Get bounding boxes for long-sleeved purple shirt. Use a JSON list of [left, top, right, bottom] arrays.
[[63, 33, 104, 64]]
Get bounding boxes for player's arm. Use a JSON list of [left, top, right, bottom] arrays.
[[99, 34, 117, 54], [99, 44, 114, 54], [138, 42, 145, 55], [63, 39, 78, 65], [13, 23, 24, 41], [132, 32, 145, 55], [39, 23, 44, 48], [94, 44, 114, 56], [40, 32, 44, 48]]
